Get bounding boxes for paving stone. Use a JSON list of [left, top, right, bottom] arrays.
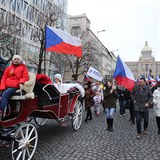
[[1, 108, 160, 160]]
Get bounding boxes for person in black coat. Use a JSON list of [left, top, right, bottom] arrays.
[[117, 86, 129, 116], [0, 57, 7, 81], [103, 80, 117, 132], [125, 89, 135, 124]]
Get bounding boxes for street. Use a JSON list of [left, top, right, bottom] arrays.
[[1, 107, 160, 160]]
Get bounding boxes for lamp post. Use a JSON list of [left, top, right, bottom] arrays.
[[95, 30, 105, 76], [110, 49, 119, 58], [110, 49, 118, 53], [96, 30, 105, 37]]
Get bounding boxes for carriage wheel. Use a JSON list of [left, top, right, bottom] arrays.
[[71, 99, 83, 131], [34, 117, 48, 127], [11, 123, 38, 160]]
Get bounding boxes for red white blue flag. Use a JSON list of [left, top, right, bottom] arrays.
[[113, 55, 135, 91], [147, 75, 155, 82], [45, 25, 82, 57], [147, 76, 156, 86], [156, 76, 160, 82]]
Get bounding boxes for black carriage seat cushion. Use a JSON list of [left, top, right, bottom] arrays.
[[42, 84, 60, 101], [34, 81, 60, 107]]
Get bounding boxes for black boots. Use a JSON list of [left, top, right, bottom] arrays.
[[106, 118, 114, 132], [110, 119, 113, 132], [106, 119, 110, 131]]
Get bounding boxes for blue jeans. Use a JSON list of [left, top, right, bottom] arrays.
[[135, 111, 149, 134], [119, 100, 126, 115], [0, 88, 17, 112], [105, 108, 115, 119]]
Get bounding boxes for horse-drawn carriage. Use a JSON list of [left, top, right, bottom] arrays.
[[0, 76, 84, 160]]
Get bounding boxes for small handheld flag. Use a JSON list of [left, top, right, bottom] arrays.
[[147, 75, 155, 82], [156, 76, 160, 82]]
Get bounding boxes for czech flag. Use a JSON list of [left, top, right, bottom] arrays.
[[83, 73, 89, 82], [156, 76, 160, 82], [45, 25, 82, 57], [113, 55, 135, 92], [147, 75, 155, 82]]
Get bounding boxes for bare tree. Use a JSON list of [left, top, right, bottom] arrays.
[[24, 8, 63, 74], [0, 14, 20, 63], [64, 39, 98, 81]]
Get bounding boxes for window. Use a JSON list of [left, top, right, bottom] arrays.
[[16, 0, 22, 14], [0, 0, 6, 6], [11, 0, 16, 11]]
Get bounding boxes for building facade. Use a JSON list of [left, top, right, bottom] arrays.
[[125, 41, 160, 80], [66, 13, 116, 81], [0, 0, 68, 77]]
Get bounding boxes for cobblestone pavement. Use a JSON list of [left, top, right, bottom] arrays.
[[1, 107, 160, 160]]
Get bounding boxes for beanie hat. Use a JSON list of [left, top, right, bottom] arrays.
[[54, 73, 62, 82], [12, 55, 23, 62]]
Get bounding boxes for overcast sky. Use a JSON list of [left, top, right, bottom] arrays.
[[68, 0, 160, 61]]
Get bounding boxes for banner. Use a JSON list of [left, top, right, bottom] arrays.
[[86, 66, 103, 81]]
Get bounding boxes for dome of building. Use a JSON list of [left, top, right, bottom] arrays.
[[142, 41, 152, 52]]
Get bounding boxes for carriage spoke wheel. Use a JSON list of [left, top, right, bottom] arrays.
[[11, 123, 38, 160], [34, 117, 48, 127], [72, 99, 83, 131]]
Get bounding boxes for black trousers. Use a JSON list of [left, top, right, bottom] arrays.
[[86, 107, 92, 120], [156, 116, 160, 131], [129, 106, 135, 121]]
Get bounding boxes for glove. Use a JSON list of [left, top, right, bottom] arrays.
[[24, 81, 31, 86]]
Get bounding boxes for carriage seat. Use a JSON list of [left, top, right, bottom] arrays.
[[42, 84, 60, 102], [10, 72, 36, 100]]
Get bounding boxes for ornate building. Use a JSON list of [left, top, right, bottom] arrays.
[[125, 41, 160, 80]]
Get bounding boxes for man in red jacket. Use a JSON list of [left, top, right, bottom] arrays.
[[0, 55, 29, 118]]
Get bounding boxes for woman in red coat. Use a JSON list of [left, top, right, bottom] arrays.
[[0, 55, 29, 117]]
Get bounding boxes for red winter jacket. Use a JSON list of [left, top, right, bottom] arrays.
[[0, 63, 29, 90]]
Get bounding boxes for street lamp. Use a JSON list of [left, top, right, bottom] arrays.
[[110, 49, 118, 53], [96, 30, 105, 37], [110, 49, 119, 57]]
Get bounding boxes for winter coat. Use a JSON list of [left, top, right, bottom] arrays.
[[153, 88, 160, 117], [131, 84, 153, 112], [117, 87, 129, 101], [103, 87, 117, 109], [92, 84, 104, 101], [0, 63, 29, 90], [85, 87, 95, 108], [0, 57, 7, 80]]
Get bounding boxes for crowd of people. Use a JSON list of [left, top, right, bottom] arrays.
[[1, 55, 160, 140], [83, 76, 160, 139]]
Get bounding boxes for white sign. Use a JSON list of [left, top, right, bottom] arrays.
[[86, 66, 103, 81]]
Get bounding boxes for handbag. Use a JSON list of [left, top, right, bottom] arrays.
[[90, 98, 95, 106], [125, 101, 130, 109]]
